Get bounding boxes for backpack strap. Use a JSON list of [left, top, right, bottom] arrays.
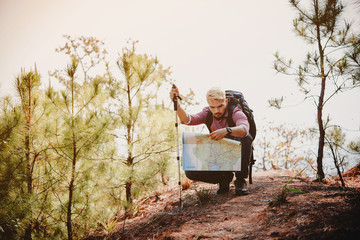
[[226, 105, 236, 128], [205, 107, 213, 133]]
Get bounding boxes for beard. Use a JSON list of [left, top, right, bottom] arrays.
[[214, 113, 225, 120]]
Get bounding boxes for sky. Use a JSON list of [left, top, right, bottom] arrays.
[[0, 0, 359, 142]]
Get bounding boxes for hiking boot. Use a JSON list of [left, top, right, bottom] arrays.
[[234, 178, 249, 196], [217, 180, 230, 194]]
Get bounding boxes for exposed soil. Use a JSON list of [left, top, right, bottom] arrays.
[[83, 169, 360, 240]]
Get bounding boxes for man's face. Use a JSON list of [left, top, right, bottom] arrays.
[[207, 99, 228, 120]]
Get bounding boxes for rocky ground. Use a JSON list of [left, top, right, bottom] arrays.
[[83, 168, 360, 240]]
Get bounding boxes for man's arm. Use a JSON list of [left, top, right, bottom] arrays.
[[208, 125, 247, 141], [175, 101, 190, 123], [228, 125, 248, 138], [208, 106, 249, 141]]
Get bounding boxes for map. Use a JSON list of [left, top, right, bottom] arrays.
[[182, 132, 242, 171]]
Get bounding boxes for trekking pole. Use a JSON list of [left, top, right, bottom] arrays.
[[172, 84, 183, 211]]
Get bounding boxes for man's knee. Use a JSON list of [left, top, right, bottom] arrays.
[[185, 171, 199, 181], [236, 171, 249, 179], [185, 171, 233, 184]]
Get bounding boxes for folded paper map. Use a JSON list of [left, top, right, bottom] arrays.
[[182, 132, 242, 171]]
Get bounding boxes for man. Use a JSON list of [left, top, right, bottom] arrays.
[[170, 86, 252, 195]]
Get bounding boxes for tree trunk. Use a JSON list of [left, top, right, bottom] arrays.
[[67, 143, 76, 240], [335, 157, 346, 187], [67, 177, 74, 240], [125, 76, 133, 203], [262, 144, 267, 171], [161, 172, 168, 185], [125, 154, 134, 203], [317, 101, 326, 181], [327, 139, 346, 187], [24, 80, 33, 240], [316, 60, 326, 180], [315, 0, 326, 181], [24, 132, 32, 240], [125, 181, 132, 203], [67, 76, 76, 240], [24, 225, 32, 240]]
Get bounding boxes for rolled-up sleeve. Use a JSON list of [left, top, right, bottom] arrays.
[[232, 107, 250, 134], [182, 107, 209, 126]]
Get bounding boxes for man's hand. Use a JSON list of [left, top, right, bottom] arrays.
[[169, 86, 190, 123], [208, 128, 228, 141], [170, 87, 180, 102]]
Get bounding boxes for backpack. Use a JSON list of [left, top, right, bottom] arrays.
[[205, 90, 257, 140]]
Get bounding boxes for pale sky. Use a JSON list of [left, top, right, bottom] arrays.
[[0, 0, 359, 141]]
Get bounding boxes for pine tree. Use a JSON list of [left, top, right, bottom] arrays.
[[272, 0, 360, 180], [15, 66, 48, 240], [106, 40, 172, 203], [0, 97, 25, 239], [46, 36, 109, 240]]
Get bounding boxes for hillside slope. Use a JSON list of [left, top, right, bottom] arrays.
[[83, 169, 360, 240]]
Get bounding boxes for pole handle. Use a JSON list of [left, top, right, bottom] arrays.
[[172, 84, 182, 111], [173, 97, 178, 111]]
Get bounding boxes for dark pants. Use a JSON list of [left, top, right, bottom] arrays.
[[185, 135, 253, 184]]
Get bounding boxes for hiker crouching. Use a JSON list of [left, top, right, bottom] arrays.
[[170, 86, 252, 195]]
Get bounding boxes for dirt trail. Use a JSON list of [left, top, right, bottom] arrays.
[[83, 170, 360, 240]]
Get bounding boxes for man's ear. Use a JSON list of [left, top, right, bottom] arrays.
[[225, 99, 228, 104]]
